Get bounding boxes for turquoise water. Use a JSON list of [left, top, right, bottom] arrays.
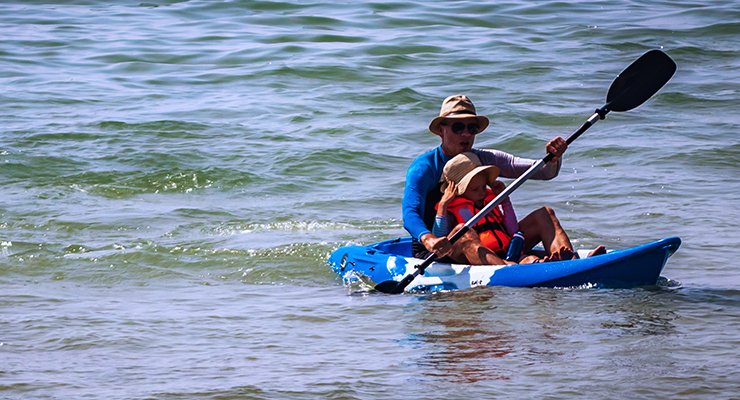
[[2, 1, 739, 398]]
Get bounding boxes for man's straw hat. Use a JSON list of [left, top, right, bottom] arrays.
[[429, 94, 490, 135]]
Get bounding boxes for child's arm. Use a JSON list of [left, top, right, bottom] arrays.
[[433, 182, 457, 237], [432, 215, 452, 238]]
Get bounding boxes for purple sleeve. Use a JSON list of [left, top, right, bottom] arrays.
[[473, 148, 561, 180], [500, 202, 519, 234]]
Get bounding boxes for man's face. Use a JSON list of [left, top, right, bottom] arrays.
[[439, 117, 480, 156]]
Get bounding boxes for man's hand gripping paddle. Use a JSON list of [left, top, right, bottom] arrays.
[[375, 50, 677, 294]]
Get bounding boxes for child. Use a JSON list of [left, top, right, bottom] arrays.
[[433, 152, 521, 261]]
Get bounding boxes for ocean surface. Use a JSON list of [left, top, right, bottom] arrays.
[[2, 1, 739, 398]]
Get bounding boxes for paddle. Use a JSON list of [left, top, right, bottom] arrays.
[[375, 49, 676, 294]]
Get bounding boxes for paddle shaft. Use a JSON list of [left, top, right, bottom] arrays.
[[383, 108, 610, 293]]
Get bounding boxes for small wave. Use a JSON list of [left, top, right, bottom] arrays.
[[97, 120, 211, 137], [211, 220, 354, 236], [669, 143, 740, 170], [84, 170, 225, 197], [15, 167, 254, 198]]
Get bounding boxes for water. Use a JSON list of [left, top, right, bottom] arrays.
[[2, 1, 739, 398]]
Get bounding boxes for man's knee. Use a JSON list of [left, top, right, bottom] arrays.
[[536, 206, 555, 216], [521, 207, 560, 234], [451, 223, 482, 246], [450, 222, 472, 237], [532, 206, 558, 222]]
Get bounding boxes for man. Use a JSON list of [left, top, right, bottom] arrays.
[[402, 94, 600, 265]]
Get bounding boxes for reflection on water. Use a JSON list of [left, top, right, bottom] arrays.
[[404, 287, 683, 384], [411, 289, 514, 382]]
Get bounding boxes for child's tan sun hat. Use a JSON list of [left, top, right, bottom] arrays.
[[441, 152, 500, 195]]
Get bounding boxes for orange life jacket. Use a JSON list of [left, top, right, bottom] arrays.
[[445, 189, 512, 255]]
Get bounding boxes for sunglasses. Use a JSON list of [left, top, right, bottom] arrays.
[[446, 122, 480, 135]]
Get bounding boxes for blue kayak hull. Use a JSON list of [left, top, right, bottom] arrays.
[[328, 237, 681, 291]]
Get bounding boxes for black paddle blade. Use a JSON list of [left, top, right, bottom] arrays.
[[374, 280, 401, 294], [605, 50, 676, 112], [375, 272, 418, 294]]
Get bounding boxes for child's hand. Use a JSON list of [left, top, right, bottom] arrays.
[[439, 182, 458, 208], [491, 180, 510, 204]]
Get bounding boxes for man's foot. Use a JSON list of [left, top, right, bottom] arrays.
[[587, 245, 607, 257], [543, 246, 577, 262]]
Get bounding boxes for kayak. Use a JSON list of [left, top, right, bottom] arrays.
[[328, 237, 681, 292]]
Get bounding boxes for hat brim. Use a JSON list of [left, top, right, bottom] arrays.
[[429, 114, 489, 135], [440, 165, 500, 195]]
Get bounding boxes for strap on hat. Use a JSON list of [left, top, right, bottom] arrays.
[[444, 111, 477, 117]]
